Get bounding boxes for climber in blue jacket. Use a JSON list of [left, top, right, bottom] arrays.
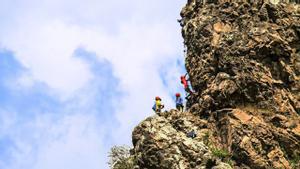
[[175, 93, 184, 112]]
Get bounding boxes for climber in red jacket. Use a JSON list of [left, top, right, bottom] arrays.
[[180, 74, 191, 94]]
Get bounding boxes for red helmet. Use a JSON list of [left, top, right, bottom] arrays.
[[180, 76, 185, 80], [176, 93, 180, 97], [155, 96, 161, 100]]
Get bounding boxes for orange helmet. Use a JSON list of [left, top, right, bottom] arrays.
[[176, 93, 180, 97], [155, 96, 161, 100]]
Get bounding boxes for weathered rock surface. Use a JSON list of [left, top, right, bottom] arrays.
[[130, 1, 300, 169], [132, 110, 232, 169]]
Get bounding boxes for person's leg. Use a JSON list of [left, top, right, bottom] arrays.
[[176, 105, 180, 111], [185, 86, 192, 93], [177, 105, 182, 112]]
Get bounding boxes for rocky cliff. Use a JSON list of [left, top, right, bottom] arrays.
[[130, 1, 300, 169]]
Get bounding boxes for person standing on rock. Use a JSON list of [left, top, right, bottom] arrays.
[[175, 93, 184, 112], [152, 96, 164, 113]]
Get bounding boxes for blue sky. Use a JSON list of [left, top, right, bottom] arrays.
[[0, 0, 186, 168]]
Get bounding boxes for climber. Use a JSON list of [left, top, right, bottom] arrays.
[[180, 74, 193, 96], [187, 130, 197, 139], [175, 93, 184, 112], [152, 96, 164, 113]]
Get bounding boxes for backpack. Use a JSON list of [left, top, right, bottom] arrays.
[[152, 103, 156, 111]]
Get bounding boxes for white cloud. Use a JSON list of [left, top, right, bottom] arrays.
[[0, 110, 17, 135], [0, 111, 107, 169], [32, 114, 105, 169], [1, 21, 93, 97]]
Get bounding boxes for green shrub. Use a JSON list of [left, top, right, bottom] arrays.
[[108, 145, 136, 169], [290, 154, 300, 169], [211, 147, 230, 159]]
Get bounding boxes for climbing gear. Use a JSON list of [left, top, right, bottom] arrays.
[[152, 104, 156, 111], [187, 130, 197, 139]]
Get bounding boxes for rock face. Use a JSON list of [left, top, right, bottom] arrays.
[[131, 1, 300, 169], [132, 110, 232, 169]]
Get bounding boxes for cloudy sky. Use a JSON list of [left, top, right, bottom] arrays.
[[0, 0, 186, 168]]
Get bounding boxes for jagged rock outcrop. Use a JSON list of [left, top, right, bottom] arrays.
[[132, 110, 232, 169], [130, 1, 300, 169]]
